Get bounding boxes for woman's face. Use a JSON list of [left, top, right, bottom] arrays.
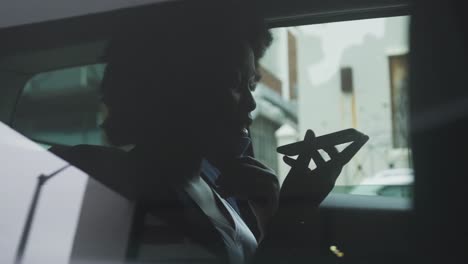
[[100, 43, 259, 159], [203, 44, 259, 159]]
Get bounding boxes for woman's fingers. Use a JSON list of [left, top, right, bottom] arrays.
[[283, 151, 326, 169], [283, 156, 296, 167], [276, 141, 303, 155], [291, 129, 316, 171], [324, 146, 339, 160], [311, 149, 326, 168], [283, 151, 339, 181], [283, 146, 336, 171]]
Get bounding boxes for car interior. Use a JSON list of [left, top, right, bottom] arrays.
[[1, 0, 466, 263]]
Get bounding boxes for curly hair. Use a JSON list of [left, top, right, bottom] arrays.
[[100, 0, 272, 146]]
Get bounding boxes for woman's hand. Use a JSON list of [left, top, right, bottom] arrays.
[[216, 156, 280, 229], [277, 129, 368, 222]]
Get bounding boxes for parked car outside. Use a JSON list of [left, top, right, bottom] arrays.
[[348, 168, 413, 197]]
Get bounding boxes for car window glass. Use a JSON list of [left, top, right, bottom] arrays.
[[13, 16, 412, 198], [14, 64, 106, 146], [255, 16, 412, 197]]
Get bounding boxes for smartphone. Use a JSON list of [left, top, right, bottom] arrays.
[[277, 128, 369, 164]]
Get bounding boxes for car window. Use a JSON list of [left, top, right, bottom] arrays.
[[14, 64, 107, 147], [13, 16, 412, 198], [255, 16, 412, 197]]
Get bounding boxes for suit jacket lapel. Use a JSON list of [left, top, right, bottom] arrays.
[[142, 186, 230, 262], [200, 159, 261, 241], [201, 159, 241, 214]]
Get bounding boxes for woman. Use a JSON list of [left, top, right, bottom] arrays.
[[54, 1, 367, 263]]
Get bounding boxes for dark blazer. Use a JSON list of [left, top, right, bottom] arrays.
[[50, 144, 260, 263]]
